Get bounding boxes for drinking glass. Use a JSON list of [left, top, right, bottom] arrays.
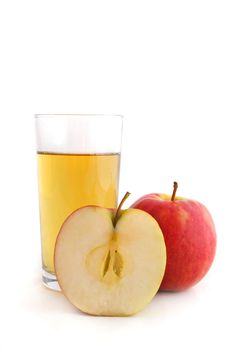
[[35, 114, 123, 290]]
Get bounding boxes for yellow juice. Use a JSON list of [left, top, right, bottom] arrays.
[[37, 152, 120, 273]]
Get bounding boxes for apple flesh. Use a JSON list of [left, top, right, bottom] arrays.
[[54, 205, 166, 316], [131, 190, 216, 291]]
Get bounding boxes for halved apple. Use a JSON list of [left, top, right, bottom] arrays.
[[54, 193, 166, 316]]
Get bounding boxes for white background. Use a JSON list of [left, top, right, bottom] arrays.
[[0, 1, 232, 349]]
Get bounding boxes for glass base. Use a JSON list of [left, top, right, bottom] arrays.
[[42, 269, 61, 291]]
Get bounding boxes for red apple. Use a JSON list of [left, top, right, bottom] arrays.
[[131, 182, 217, 291]]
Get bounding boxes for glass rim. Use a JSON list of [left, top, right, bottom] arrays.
[[35, 113, 123, 119]]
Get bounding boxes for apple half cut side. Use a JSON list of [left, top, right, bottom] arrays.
[[54, 200, 166, 316]]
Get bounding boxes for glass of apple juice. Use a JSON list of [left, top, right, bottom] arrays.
[[35, 114, 123, 290]]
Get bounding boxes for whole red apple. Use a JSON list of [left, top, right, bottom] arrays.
[[131, 182, 217, 291]]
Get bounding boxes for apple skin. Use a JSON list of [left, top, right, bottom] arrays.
[[131, 194, 217, 291]]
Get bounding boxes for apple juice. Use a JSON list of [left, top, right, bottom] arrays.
[[37, 152, 120, 274]]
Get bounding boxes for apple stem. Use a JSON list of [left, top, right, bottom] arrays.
[[113, 192, 131, 227], [171, 181, 178, 201]]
